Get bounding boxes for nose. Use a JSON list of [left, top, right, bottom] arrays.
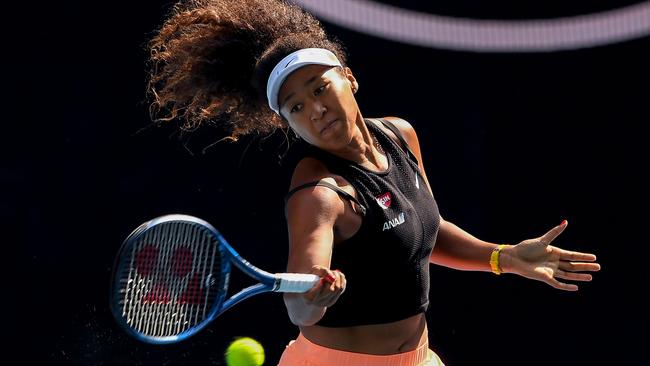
[[309, 99, 327, 121]]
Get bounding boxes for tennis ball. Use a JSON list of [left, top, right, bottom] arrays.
[[225, 337, 265, 366]]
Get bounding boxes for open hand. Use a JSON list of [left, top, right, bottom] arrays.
[[503, 220, 600, 291]]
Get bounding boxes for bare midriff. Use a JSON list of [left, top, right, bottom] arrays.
[[299, 312, 427, 355]]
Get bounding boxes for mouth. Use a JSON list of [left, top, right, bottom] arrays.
[[321, 119, 338, 134]]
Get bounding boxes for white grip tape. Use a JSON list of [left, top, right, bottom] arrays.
[[275, 273, 320, 293]]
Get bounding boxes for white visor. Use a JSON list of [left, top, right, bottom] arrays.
[[266, 48, 342, 115]]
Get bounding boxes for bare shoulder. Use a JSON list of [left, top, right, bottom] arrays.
[[383, 116, 418, 143], [290, 157, 332, 189], [367, 116, 420, 152], [290, 157, 340, 194], [287, 157, 345, 218]]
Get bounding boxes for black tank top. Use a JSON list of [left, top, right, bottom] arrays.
[[284, 118, 441, 327]]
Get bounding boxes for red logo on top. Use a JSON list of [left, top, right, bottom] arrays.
[[375, 192, 392, 209]]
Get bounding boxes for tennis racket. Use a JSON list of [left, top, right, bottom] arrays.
[[110, 214, 319, 344]]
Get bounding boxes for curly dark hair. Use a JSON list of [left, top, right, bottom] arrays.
[[146, 0, 348, 142]]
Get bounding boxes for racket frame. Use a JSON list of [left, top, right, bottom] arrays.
[[111, 214, 308, 344]]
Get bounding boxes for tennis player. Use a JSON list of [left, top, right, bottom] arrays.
[[145, 1, 600, 365]]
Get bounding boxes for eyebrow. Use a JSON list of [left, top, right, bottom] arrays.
[[280, 74, 321, 110]]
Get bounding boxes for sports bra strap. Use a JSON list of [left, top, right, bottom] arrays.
[[374, 118, 419, 165], [284, 181, 367, 216]]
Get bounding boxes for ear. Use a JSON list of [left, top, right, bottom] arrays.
[[342, 66, 359, 93]]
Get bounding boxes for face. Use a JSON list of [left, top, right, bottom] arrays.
[[278, 64, 359, 149]]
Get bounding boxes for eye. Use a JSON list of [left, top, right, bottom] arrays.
[[290, 104, 303, 113], [314, 84, 326, 95]]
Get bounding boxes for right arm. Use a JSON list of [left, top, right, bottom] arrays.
[[283, 179, 347, 326]]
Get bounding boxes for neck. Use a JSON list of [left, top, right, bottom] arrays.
[[330, 115, 386, 170]]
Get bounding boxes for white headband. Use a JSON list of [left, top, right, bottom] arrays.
[[266, 48, 342, 115]]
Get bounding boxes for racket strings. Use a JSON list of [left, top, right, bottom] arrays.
[[119, 221, 222, 338]]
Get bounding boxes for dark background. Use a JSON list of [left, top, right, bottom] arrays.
[[8, 0, 649, 364]]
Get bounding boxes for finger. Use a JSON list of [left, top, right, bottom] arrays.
[[554, 269, 593, 282], [320, 271, 346, 306], [331, 269, 340, 287], [309, 265, 327, 276], [311, 265, 336, 283], [315, 290, 334, 307], [546, 275, 579, 291], [320, 281, 344, 307], [303, 278, 326, 303], [558, 261, 601, 272], [313, 280, 341, 306], [328, 269, 344, 292], [557, 249, 598, 262], [540, 220, 568, 245]]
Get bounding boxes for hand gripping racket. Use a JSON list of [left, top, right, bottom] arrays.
[[110, 214, 319, 344]]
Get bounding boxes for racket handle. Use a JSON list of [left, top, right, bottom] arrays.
[[274, 273, 320, 293]]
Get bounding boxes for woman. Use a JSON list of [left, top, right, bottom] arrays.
[[146, 1, 600, 364]]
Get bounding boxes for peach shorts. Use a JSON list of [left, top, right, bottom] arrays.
[[277, 333, 445, 366]]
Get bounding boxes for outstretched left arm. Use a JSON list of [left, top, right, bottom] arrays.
[[433, 218, 600, 291], [385, 117, 600, 291]]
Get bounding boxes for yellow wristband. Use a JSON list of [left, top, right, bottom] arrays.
[[490, 244, 507, 275]]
